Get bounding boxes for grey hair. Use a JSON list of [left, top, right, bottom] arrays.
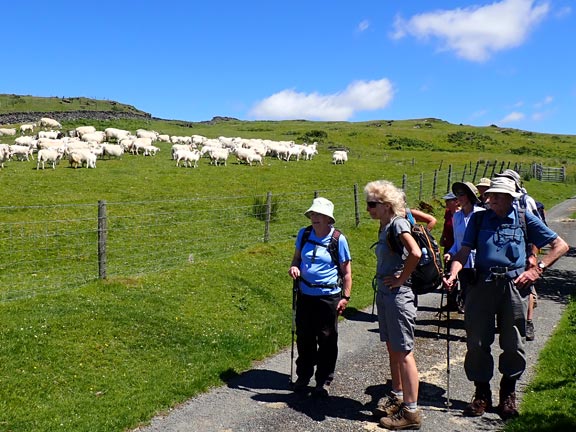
[[363, 180, 406, 216]]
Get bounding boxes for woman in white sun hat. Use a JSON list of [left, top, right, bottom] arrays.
[[288, 197, 352, 398]]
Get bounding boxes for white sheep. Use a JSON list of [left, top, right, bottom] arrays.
[[0, 144, 10, 168], [143, 145, 160, 156], [136, 129, 159, 141], [37, 148, 64, 170], [0, 128, 17, 136], [20, 123, 36, 134], [68, 149, 96, 169], [175, 149, 201, 168], [101, 143, 124, 159], [74, 126, 97, 138], [209, 148, 229, 166], [332, 150, 348, 164], [80, 131, 106, 143], [105, 127, 131, 142], [39, 117, 62, 129], [9, 144, 34, 161]]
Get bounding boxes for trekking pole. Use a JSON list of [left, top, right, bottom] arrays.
[[446, 304, 451, 411], [371, 276, 377, 317], [436, 288, 444, 338], [289, 277, 299, 387]]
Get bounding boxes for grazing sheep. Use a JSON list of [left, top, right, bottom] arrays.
[[332, 150, 348, 164], [37, 148, 64, 170], [20, 123, 36, 134], [209, 148, 229, 166], [0, 128, 17, 136], [9, 144, 34, 161], [143, 145, 160, 156], [175, 149, 201, 168], [39, 117, 62, 129], [0, 144, 10, 168], [101, 143, 124, 159]]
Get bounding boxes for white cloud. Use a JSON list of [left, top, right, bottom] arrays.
[[500, 111, 525, 124], [392, 0, 550, 62], [358, 20, 370, 32], [534, 95, 553, 108], [249, 78, 394, 121]]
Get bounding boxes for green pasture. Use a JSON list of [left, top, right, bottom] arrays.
[[0, 110, 575, 431]]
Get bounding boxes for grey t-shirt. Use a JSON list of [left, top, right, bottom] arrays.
[[374, 216, 412, 290]]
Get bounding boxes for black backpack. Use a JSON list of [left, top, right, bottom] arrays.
[[387, 216, 443, 295], [299, 225, 343, 279]]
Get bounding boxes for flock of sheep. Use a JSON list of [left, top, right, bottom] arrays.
[[0, 117, 349, 170]]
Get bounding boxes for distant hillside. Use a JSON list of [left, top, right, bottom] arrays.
[[0, 94, 152, 124]]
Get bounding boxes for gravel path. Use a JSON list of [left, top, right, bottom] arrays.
[[135, 197, 576, 432]]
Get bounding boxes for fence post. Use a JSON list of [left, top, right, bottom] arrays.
[[461, 165, 466, 182], [98, 200, 107, 279], [419, 173, 423, 201], [402, 174, 407, 192], [472, 161, 480, 183], [354, 184, 360, 227], [447, 164, 452, 193], [264, 192, 272, 242], [490, 160, 498, 178], [433, 170, 438, 197], [562, 166, 566, 182]]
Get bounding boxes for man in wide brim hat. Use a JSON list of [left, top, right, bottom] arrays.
[[485, 177, 522, 199]]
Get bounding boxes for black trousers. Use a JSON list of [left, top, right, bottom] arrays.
[[295, 293, 340, 385]]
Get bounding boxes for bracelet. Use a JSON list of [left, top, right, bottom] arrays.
[[342, 295, 350, 301]]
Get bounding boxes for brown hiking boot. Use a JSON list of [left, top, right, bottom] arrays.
[[373, 393, 403, 419], [497, 391, 519, 420], [463, 391, 492, 417], [378, 403, 421, 430], [526, 320, 535, 341]]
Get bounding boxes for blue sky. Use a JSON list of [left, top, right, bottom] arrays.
[[1, 0, 574, 135]]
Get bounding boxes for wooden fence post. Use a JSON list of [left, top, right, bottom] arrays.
[[402, 174, 407, 191], [433, 170, 438, 197], [264, 191, 272, 242], [98, 200, 107, 279], [354, 184, 360, 227], [472, 161, 480, 183], [419, 173, 423, 201], [447, 164, 452, 193]]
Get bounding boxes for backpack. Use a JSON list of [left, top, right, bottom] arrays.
[[535, 201, 547, 226], [387, 215, 443, 295], [299, 225, 343, 279]]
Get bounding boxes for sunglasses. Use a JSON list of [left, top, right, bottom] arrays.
[[367, 201, 381, 208]]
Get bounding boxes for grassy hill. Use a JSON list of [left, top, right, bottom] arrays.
[[0, 93, 148, 116], [0, 95, 574, 431]]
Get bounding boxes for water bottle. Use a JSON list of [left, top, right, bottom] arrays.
[[421, 247, 430, 264]]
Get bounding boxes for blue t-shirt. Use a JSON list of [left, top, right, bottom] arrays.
[[462, 207, 557, 273], [295, 226, 351, 296]]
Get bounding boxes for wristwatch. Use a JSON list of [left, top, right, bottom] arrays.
[[342, 295, 350, 301], [537, 261, 547, 272]]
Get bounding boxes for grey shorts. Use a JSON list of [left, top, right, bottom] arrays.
[[376, 286, 417, 352]]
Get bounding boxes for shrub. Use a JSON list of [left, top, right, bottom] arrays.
[[252, 196, 279, 221]]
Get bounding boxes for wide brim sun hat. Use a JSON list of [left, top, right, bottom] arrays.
[[305, 197, 335, 224], [495, 169, 521, 189], [485, 177, 522, 198], [475, 177, 491, 188], [452, 181, 480, 204], [442, 192, 457, 200]]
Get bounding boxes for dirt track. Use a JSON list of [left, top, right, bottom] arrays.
[[135, 197, 576, 432]]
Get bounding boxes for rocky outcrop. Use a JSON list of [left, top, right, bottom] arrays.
[[0, 110, 152, 125]]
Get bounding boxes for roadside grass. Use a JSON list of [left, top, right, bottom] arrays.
[[506, 294, 576, 432], [0, 113, 575, 430]]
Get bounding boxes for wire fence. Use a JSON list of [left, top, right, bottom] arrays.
[[0, 160, 563, 302]]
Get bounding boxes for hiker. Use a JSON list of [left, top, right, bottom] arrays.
[[475, 177, 491, 209], [364, 180, 422, 430], [494, 169, 542, 341], [288, 197, 352, 397], [440, 191, 460, 256], [443, 177, 569, 421], [443, 182, 485, 313]]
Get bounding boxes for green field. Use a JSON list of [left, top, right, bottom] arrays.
[[0, 96, 575, 431]]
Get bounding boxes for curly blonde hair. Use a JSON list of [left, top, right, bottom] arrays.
[[363, 180, 406, 216]]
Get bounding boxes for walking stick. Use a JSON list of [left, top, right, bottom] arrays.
[[446, 304, 451, 411], [289, 277, 299, 387], [371, 275, 377, 317]]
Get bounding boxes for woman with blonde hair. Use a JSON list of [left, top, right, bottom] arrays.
[[365, 180, 422, 430]]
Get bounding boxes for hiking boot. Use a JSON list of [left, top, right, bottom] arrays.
[[497, 391, 519, 420], [292, 378, 310, 395], [373, 393, 403, 419], [378, 403, 421, 430], [463, 390, 492, 417], [526, 320, 535, 341], [312, 382, 330, 398]]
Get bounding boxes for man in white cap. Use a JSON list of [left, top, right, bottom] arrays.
[[444, 177, 568, 421], [288, 197, 352, 397]]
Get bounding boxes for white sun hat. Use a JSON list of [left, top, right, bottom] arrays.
[[305, 197, 335, 224], [485, 177, 522, 198]]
